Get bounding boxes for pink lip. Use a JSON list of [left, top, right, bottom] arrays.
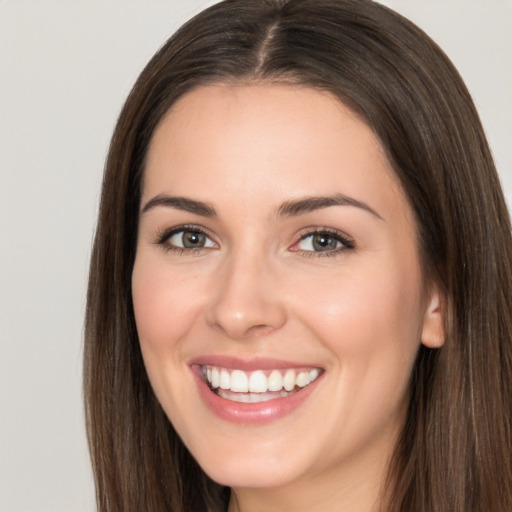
[[189, 355, 319, 371], [189, 357, 324, 425]]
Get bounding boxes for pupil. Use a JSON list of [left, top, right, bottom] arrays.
[[313, 234, 337, 251], [183, 231, 205, 248]]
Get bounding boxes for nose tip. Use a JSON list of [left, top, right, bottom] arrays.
[[205, 258, 286, 341], [209, 309, 282, 340]]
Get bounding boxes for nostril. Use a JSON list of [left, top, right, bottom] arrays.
[[209, 319, 278, 341], [248, 324, 277, 337]]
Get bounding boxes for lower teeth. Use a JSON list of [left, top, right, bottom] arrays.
[[216, 388, 297, 403]]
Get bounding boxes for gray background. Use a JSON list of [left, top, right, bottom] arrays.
[[1, 1, 510, 511]]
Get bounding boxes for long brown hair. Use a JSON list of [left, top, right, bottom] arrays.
[[84, 1, 512, 510]]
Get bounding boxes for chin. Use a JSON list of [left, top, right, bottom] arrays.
[[200, 457, 300, 489], [179, 429, 308, 489]]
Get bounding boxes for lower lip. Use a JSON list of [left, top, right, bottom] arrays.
[[191, 366, 322, 425]]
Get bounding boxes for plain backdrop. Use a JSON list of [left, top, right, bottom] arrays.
[[0, 1, 510, 511]]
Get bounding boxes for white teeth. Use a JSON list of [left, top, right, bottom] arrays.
[[219, 369, 230, 390], [230, 370, 249, 392], [203, 365, 322, 397], [267, 370, 283, 391], [283, 369, 295, 391], [211, 367, 220, 388], [296, 371, 310, 388], [217, 389, 296, 403], [248, 370, 267, 393]]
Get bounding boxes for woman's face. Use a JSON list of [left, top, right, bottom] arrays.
[[132, 84, 443, 498]]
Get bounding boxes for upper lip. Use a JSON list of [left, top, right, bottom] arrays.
[[189, 355, 323, 372]]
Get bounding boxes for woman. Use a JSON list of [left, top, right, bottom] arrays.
[[84, 1, 512, 510]]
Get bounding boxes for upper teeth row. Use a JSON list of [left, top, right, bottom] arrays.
[[203, 366, 321, 393]]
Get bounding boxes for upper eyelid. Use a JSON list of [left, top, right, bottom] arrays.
[[295, 227, 354, 243], [156, 224, 216, 244]]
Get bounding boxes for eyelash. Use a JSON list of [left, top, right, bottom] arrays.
[[154, 225, 355, 257], [155, 225, 217, 255], [292, 227, 355, 258]]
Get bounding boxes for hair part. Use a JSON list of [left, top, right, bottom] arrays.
[[84, 1, 512, 510]]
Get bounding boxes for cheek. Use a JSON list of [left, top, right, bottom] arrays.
[[290, 255, 425, 370], [131, 255, 209, 423], [292, 258, 425, 442], [131, 256, 204, 353]]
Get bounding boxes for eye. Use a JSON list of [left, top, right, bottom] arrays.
[[169, 230, 214, 249], [157, 226, 217, 252], [294, 229, 354, 255]]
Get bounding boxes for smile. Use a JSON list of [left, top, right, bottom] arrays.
[[201, 365, 322, 403]]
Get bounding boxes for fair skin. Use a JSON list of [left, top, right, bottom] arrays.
[[132, 84, 444, 512]]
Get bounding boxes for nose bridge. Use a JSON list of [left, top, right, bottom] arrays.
[[206, 242, 286, 340]]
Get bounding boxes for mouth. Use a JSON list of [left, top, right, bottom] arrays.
[[200, 365, 322, 403]]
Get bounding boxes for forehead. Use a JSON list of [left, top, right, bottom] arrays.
[[143, 83, 410, 225]]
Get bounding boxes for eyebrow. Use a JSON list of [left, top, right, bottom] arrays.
[[140, 192, 382, 220], [277, 193, 383, 220], [141, 195, 217, 217]]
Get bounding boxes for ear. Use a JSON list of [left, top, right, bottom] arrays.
[[421, 286, 445, 348]]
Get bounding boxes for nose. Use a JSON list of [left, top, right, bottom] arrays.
[[205, 250, 287, 341]]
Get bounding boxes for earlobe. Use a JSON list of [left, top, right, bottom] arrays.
[[421, 288, 445, 349]]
